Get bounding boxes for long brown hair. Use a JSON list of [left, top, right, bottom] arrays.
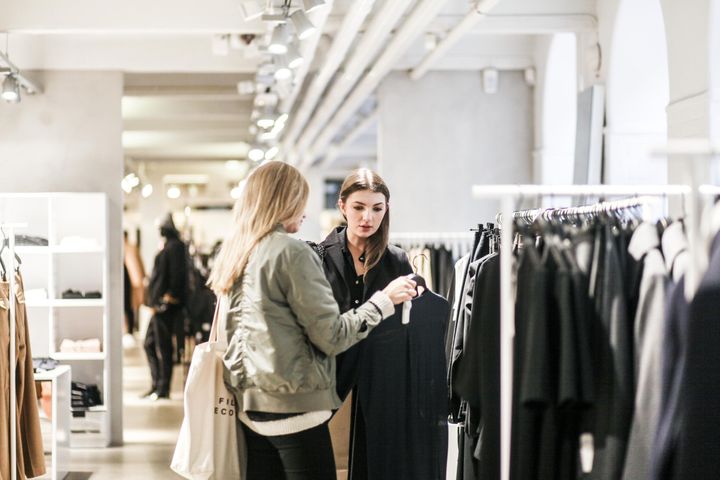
[[209, 161, 309, 294], [339, 169, 390, 271]]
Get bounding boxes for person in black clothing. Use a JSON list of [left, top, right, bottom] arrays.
[[143, 214, 188, 400], [316, 169, 450, 480]]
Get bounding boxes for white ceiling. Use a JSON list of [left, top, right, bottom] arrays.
[[1, 0, 596, 175]]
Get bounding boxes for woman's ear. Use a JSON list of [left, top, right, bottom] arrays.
[[337, 199, 346, 217]]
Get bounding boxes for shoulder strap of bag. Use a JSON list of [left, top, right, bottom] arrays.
[[208, 294, 228, 345]]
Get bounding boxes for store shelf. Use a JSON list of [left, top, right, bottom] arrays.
[[52, 299, 104, 307], [34, 365, 72, 381], [16, 246, 50, 254], [26, 299, 52, 307], [51, 352, 106, 361], [71, 405, 107, 413], [51, 246, 105, 254]]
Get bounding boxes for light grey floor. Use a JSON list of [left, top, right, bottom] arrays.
[[65, 338, 185, 479]]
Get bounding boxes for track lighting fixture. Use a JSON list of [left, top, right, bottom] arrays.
[[265, 146, 279, 160], [274, 56, 292, 81], [286, 43, 304, 69], [2, 74, 20, 103], [290, 9, 316, 40], [303, 0, 325, 13], [268, 23, 290, 55], [257, 108, 277, 129], [248, 146, 265, 162]]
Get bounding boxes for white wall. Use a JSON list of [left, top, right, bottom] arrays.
[[534, 33, 577, 185], [604, 0, 669, 184], [377, 71, 533, 232], [0, 70, 124, 445]]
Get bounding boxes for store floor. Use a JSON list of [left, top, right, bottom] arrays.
[[66, 338, 184, 479]]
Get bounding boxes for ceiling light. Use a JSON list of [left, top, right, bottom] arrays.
[[257, 108, 276, 129], [141, 184, 154, 198], [2, 75, 20, 103], [286, 43, 304, 69], [290, 10, 316, 40], [237, 80, 256, 95], [121, 178, 133, 194], [128, 173, 141, 187], [274, 56, 292, 81], [268, 23, 290, 55], [240, 0, 265, 21], [167, 186, 181, 199], [248, 146, 265, 162], [226, 160, 243, 170], [230, 186, 243, 199], [265, 146, 279, 160], [276, 113, 289, 126], [303, 0, 326, 13]]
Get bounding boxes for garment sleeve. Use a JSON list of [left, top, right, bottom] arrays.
[[278, 243, 395, 356]]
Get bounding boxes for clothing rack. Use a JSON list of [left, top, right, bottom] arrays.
[[469, 184, 718, 480], [389, 231, 475, 242], [3, 223, 25, 480]]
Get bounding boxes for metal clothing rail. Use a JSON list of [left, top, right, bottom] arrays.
[[2, 223, 25, 480], [470, 185, 700, 480], [389, 231, 475, 241]]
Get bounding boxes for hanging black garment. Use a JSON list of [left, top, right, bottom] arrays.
[[511, 241, 593, 480], [317, 227, 413, 400], [432, 245, 456, 297], [676, 231, 720, 478], [147, 235, 188, 308], [453, 252, 500, 480], [587, 223, 634, 480], [448, 230, 489, 423], [353, 290, 450, 480]]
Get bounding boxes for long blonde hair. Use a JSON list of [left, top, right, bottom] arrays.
[[209, 161, 309, 294], [339, 169, 390, 272]]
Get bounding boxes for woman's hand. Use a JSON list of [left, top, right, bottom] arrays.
[[383, 276, 418, 304]]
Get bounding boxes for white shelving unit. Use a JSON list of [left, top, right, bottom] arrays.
[[0, 193, 110, 447]]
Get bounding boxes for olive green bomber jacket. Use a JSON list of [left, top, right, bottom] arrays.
[[222, 226, 395, 414]]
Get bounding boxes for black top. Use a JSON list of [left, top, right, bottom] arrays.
[[148, 236, 188, 308]]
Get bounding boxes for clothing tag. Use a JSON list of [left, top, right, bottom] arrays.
[[402, 300, 411, 324], [580, 433, 594, 473]]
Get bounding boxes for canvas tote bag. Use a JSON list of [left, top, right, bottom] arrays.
[[171, 294, 245, 479]]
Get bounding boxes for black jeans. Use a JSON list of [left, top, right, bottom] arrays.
[[143, 307, 180, 395], [240, 421, 336, 480]]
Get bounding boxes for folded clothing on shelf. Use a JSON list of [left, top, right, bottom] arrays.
[[59, 338, 102, 353], [32, 357, 59, 373], [71, 381, 102, 410], [16, 235, 49, 246], [61, 289, 102, 299], [58, 236, 100, 250]]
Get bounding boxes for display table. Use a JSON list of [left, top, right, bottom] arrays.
[[35, 365, 71, 480]]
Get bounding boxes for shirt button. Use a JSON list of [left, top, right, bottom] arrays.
[[355, 300, 360, 305], [355, 280, 359, 285]]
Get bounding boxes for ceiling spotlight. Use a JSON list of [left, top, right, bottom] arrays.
[[265, 146, 279, 160], [268, 23, 290, 55], [2, 75, 20, 103], [230, 186, 243, 199], [141, 184, 154, 198], [286, 43, 304, 69], [248, 146, 265, 162], [303, 0, 326, 13], [240, 0, 265, 21], [291, 9, 316, 40], [167, 186, 181, 199], [276, 113, 289, 126], [257, 108, 276, 129], [226, 159, 242, 170], [274, 56, 292, 81], [237, 80, 256, 96], [121, 178, 133, 194]]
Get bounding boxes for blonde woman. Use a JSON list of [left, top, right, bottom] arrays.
[[208, 161, 416, 480]]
